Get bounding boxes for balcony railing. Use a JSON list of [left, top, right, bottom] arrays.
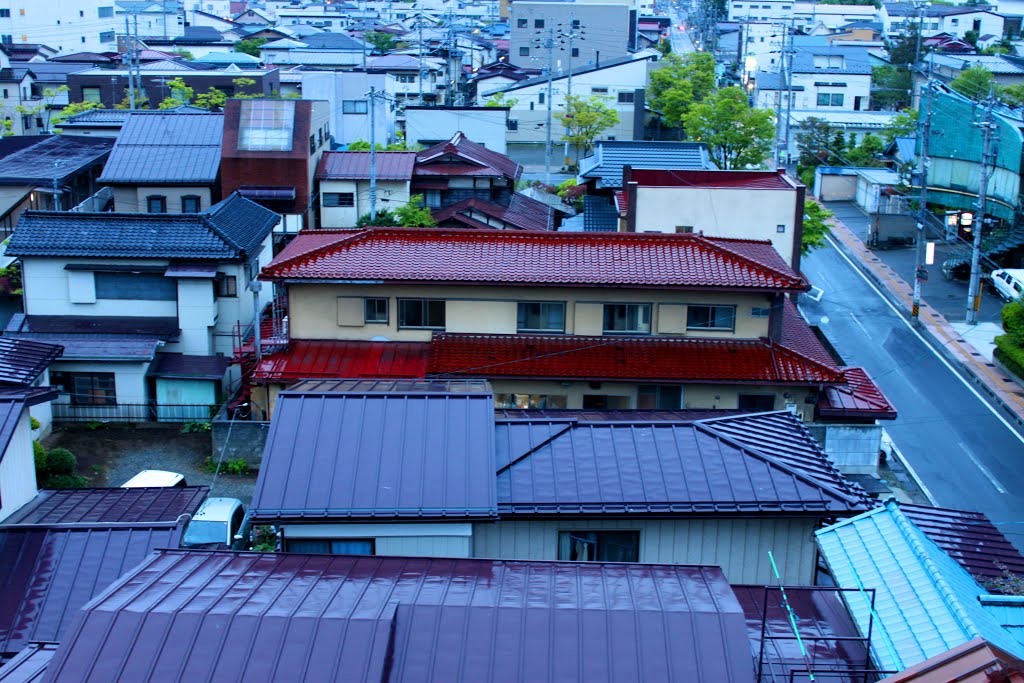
[[70, 187, 114, 213], [53, 402, 219, 423]]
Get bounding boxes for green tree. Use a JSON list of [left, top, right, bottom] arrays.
[[648, 52, 716, 129], [347, 139, 415, 151], [882, 108, 918, 143], [802, 200, 833, 254], [981, 38, 1016, 55], [963, 29, 980, 47], [51, 99, 104, 131], [193, 87, 227, 110], [846, 133, 886, 167], [483, 91, 519, 108], [886, 23, 924, 65], [394, 194, 437, 226], [235, 37, 267, 57], [950, 64, 995, 101], [356, 208, 398, 226], [559, 94, 619, 162], [364, 31, 396, 52], [871, 65, 912, 110], [171, 48, 195, 60], [684, 87, 774, 169], [157, 77, 194, 108]]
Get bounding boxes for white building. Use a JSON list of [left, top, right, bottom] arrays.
[[299, 70, 396, 147], [793, 3, 879, 31], [404, 106, 509, 152], [881, 3, 1006, 40]]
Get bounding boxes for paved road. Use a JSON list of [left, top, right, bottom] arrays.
[[670, 7, 695, 54], [801, 241, 1024, 549]]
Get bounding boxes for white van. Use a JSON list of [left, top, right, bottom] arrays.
[[992, 269, 1024, 301], [121, 470, 187, 488]]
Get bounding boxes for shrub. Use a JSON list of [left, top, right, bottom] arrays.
[[201, 456, 219, 473], [45, 447, 77, 476], [181, 421, 212, 434], [32, 440, 46, 474], [1002, 300, 1024, 346], [45, 474, 88, 489], [225, 458, 249, 475], [251, 525, 279, 552], [29, 416, 40, 430], [995, 334, 1024, 380]]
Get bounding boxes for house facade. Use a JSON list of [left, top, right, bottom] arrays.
[[509, 0, 635, 65], [3, 194, 278, 421], [317, 151, 415, 228]]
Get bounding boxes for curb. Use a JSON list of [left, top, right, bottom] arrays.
[[824, 225, 1024, 433]]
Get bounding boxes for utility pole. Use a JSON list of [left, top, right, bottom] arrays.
[[911, 58, 933, 319], [781, 21, 795, 165], [561, 20, 584, 168], [418, 8, 425, 103], [124, 15, 136, 109], [368, 86, 378, 221], [131, 12, 141, 108], [966, 90, 998, 325], [52, 162, 61, 211], [534, 27, 557, 184]]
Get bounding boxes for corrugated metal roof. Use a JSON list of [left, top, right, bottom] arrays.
[[253, 339, 431, 382], [0, 136, 112, 185], [261, 227, 807, 291], [0, 642, 58, 682], [0, 338, 63, 387], [0, 527, 182, 656], [2, 487, 209, 526], [146, 353, 229, 380], [818, 367, 898, 420], [579, 141, 715, 188], [317, 151, 417, 180], [627, 169, 795, 190], [99, 112, 224, 184], [901, 504, 1024, 583], [815, 500, 1024, 672], [416, 131, 522, 180], [494, 418, 865, 515], [432, 193, 553, 231], [43, 550, 758, 683], [251, 381, 498, 521]]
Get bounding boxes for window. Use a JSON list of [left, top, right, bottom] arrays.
[[816, 92, 844, 106], [517, 18, 527, 27], [81, 36, 85, 43], [738, 394, 775, 411], [517, 301, 565, 332], [285, 538, 375, 555], [309, 134, 316, 154], [51, 371, 117, 406], [571, 47, 579, 57], [558, 531, 639, 562], [572, 18, 581, 28], [776, 224, 786, 233], [396, 74, 416, 83], [534, 18, 544, 27], [637, 385, 682, 409], [323, 192, 355, 207], [507, 119, 518, 131], [675, 225, 693, 233], [146, 195, 167, 213], [495, 393, 568, 409], [751, 306, 771, 318], [950, 17, 958, 25], [519, 46, 529, 56], [602, 303, 651, 334], [424, 189, 441, 208], [365, 297, 388, 324], [339, 98, 365, 115], [99, 30, 114, 43], [538, 92, 544, 104], [582, 394, 630, 409], [214, 273, 237, 298], [98, 6, 114, 17], [95, 272, 177, 300], [398, 298, 445, 329], [617, 91, 635, 104], [181, 195, 201, 213], [591, 87, 608, 94], [686, 304, 735, 331], [0, 9, 9, 17], [82, 87, 102, 103]]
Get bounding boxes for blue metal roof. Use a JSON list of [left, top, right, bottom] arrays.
[[815, 500, 1024, 672], [251, 380, 499, 521], [98, 112, 224, 184]]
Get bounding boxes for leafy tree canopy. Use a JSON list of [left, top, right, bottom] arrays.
[[559, 94, 620, 162], [364, 31, 396, 52], [802, 200, 834, 254], [950, 64, 996, 100], [235, 37, 267, 57], [649, 51, 716, 128], [483, 91, 519, 108], [683, 86, 774, 170]]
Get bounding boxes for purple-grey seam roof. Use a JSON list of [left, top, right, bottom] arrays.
[[493, 415, 868, 515], [42, 550, 758, 683], [251, 380, 497, 521], [901, 503, 1024, 583], [0, 338, 63, 387], [1, 487, 209, 527], [0, 642, 59, 682]]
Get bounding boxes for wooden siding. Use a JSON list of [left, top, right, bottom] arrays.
[[471, 517, 819, 584]]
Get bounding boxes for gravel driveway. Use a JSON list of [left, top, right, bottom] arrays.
[[44, 424, 258, 507]]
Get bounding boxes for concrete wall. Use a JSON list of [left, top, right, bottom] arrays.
[[49, 360, 150, 405], [319, 179, 411, 228], [631, 186, 799, 266], [472, 517, 819, 584], [110, 186, 214, 214], [0, 410, 36, 523], [286, 283, 775, 342], [814, 170, 859, 201], [404, 107, 509, 153], [816, 423, 883, 474], [212, 418, 271, 467], [510, 1, 633, 66], [300, 71, 394, 147], [22, 257, 177, 319]]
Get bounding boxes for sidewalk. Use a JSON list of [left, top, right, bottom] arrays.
[[825, 209, 1024, 427]]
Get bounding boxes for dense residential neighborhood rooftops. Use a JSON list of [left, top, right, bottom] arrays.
[[98, 112, 225, 185], [43, 550, 757, 683], [261, 228, 808, 290], [6, 192, 278, 260]]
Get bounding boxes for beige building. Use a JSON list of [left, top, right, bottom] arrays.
[[316, 151, 415, 228]]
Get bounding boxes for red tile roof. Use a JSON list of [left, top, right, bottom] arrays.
[[428, 333, 846, 384], [416, 131, 522, 180], [780, 299, 838, 366], [413, 163, 504, 177], [626, 169, 797, 190], [254, 339, 430, 382], [261, 227, 808, 291], [433, 193, 553, 231], [316, 151, 417, 180], [613, 190, 628, 215], [817, 367, 898, 420]]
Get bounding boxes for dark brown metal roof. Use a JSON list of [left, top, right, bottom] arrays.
[[0, 338, 63, 387], [44, 550, 758, 683], [0, 642, 58, 681], [2, 487, 208, 527]]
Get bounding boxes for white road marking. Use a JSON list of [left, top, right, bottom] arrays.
[[824, 234, 1024, 447], [959, 441, 1007, 494]]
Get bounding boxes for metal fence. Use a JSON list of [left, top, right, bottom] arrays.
[[53, 402, 219, 423]]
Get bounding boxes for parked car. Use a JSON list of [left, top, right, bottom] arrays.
[[121, 470, 186, 488], [992, 268, 1024, 301], [182, 497, 248, 550]]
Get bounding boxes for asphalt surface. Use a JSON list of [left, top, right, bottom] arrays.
[[670, 7, 696, 53], [800, 242, 1024, 550]]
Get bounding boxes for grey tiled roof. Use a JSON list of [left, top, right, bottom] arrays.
[[99, 112, 224, 184], [7, 192, 277, 260], [790, 45, 874, 75], [578, 141, 715, 188]]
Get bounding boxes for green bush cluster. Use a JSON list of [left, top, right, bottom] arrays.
[[995, 300, 1024, 380], [33, 442, 87, 489], [202, 456, 250, 476]]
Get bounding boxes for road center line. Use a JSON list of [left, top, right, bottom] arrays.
[[824, 235, 1024, 447], [959, 441, 1007, 494]]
